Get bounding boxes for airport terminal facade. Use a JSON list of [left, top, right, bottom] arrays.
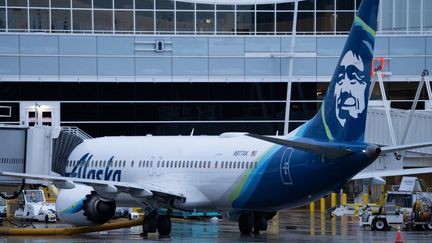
[[0, 0, 431, 138]]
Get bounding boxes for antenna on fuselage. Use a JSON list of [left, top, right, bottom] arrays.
[[190, 128, 195, 136]]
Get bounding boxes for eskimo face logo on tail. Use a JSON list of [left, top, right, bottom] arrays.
[[67, 154, 122, 182], [334, 50, 366, 127]]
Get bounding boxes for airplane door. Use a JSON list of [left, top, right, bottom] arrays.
[[280, 148, 294, 185]]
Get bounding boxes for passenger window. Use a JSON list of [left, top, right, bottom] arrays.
[[194, 161, 198, 168], [215, 161, 218, 168], [131, 161, 134, 167], [229, 162, 232, 169], [254, 162, 257, 168], [221, 161, 224, 168], [162, 161, 165, 167], [182, 161, 185, 168], [241, 161, 245, 169], [174, 161, 177, 168], [157, 161, 160, 167], [208, 161, 211, 168], [199, 161, 202, 168]]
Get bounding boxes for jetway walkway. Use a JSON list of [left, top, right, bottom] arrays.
[[0, 126, 90, 186], [364, 68, 432, 170]]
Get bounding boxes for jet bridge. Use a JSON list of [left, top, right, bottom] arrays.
[[0, 125, 91, 187]]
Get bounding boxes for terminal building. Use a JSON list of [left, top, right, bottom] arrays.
[[0, 0, 431, 173]]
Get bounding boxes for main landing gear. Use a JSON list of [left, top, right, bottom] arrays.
[[238, 212, 274, 235], [142, 210, 172, 237]]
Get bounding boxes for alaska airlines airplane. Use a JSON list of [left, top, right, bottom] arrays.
[[2, 0, 432, 236]]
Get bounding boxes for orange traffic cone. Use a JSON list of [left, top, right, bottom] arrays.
[[395, 228, 403, 243]]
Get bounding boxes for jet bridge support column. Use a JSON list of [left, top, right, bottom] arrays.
[[400, 69, 430, 145], [25, 126, 61, 185]]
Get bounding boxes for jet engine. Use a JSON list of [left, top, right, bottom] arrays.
[[56, 184, 116, 226]]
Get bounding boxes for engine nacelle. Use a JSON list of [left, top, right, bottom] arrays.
[[57, 184, 116, 226]]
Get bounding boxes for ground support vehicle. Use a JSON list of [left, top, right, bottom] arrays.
[[13, 190, 56, 223]]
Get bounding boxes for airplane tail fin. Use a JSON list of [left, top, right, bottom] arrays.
[[295, 0, 379, 142]]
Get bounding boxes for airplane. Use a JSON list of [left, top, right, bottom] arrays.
[[2, 0, 432, 237]]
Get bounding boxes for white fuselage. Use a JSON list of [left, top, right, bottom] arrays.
[[64, 134, 282, 210]]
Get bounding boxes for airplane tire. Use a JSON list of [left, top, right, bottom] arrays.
[[427, 216, 432, 231], [239, 213, 253, 235], [372, 218, 388, 231], [142, 212, 158, 236], [157, 215, 172, 236], [253, 214, 268, 234]]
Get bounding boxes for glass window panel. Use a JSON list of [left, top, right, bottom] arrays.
[[176, 11, 194, 33], [409, 0, 421, 31], [298, 0, 314, 10], [276, 11, 293, 33], [257, 4, 274, 10], [135, 11, 153, 32], [196, 11, 214, 33], [8, 8, 28, 30], [115, 0, 133, 9], [426, 1, 432, 31], [237, 12, 254, 34], [136, 0, 153, 9], [52, 0, 70, 8], [216, 11, 234, 34], [290, 102, 320, 120], [0, 0, 4, 6], [73, 0, 91, 8], [176, 1, 194, 10], [216, 5, 234, 10], [277, 3, 294, 10], [336, 12, 354, 32], [8, 0, 27, 7], [297, 12, 314, 33], [94, 10, 113, 31], [257, 12, 274, 33], [196, 3, 214, 10], [94, 0, 112, 9], [156, 11, 174, 33], [73, 10, 92, 31], [0, 8, 5, 30], [237, 5, 254, 11], [156, 0, 173, 10], [381, 0, 392, 31], [30, 0, 49, 7], [336, 0, 354, 10], [317, 0, 334, 10], [115, 11, 133, 32], [51, 9, 71, 31], [356, 0, 362, 9], [30, 9, 49, 31], [394, 0, 407, 31]]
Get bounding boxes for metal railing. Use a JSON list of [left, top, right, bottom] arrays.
[[61, 126, 93, 140]]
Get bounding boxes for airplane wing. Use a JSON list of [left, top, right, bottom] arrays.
[[0, 171, 186, 202], [352, 167, 432, 185], [380, 141, 432, 154]]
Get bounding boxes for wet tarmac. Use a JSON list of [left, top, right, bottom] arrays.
[[1, 210, 431, 242]]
